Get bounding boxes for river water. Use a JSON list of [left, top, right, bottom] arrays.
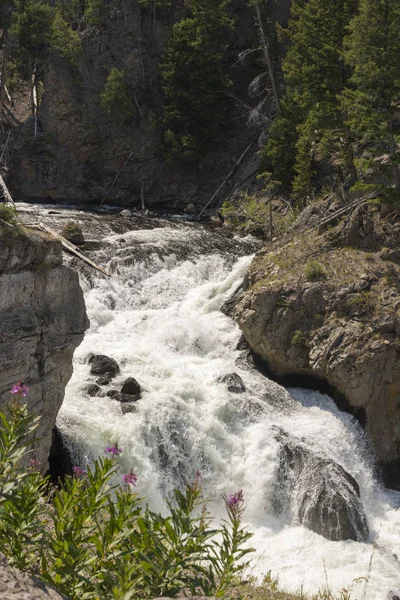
[[20, 204, 400, 599]]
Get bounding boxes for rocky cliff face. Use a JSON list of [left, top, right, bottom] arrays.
[[0, 223, 88, 469], [8, 0, 291, 211], [234, 203, 400, 489]]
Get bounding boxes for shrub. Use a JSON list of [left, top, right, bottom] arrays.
[[0, 384, 253, 599], [304, 260, 326, 281], [100, 68, 134, 123], [0, 202, 17, 224], [61, 221, 84, 245], [291, 329, 307, 347]]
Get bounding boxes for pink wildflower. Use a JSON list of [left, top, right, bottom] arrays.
[[226, 489, 244, 509], [11, 382, 29, 397], [104, 442, 122, 457], [73, 466, 87, 479], [122, 469, 138, 487]]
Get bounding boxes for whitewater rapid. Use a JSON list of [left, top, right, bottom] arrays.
[[21, 205, 399, 599]]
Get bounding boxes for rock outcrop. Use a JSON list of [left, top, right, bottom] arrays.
[[0, 224, 88, 469], [234, 205, 400, 488], [273, 434, 369, 541], [0, 555, 68, 599]]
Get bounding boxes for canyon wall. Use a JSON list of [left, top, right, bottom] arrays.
[[0, 223, 88, 469]]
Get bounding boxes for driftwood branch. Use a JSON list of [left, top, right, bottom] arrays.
[[0, 173, 14, 204], [101, 151, 134, 205], [40, 223, 111, 277], [198, 140, 257, 218]]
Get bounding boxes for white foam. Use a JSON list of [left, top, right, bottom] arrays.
[[58, 224, 400, 600]]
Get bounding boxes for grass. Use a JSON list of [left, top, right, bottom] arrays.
[[304, 260, 327, 281], [228, 572, 364, 599]]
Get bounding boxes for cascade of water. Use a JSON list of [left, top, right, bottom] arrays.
[[19, 205, 400, 599]]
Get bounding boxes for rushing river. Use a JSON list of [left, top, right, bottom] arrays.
[[20, 204, 400, 599]]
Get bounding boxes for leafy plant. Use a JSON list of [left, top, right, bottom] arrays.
[[0, 384, 254, 599]]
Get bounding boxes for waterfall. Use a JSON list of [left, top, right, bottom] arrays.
[[20, 205, 400, 599]]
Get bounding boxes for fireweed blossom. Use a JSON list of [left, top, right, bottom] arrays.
[[104, 443, 122, 457], [226, 490, 244, 509], [122, 469, 137, 487], [11, 382, 29, 397], [73, 466, 87, 479]]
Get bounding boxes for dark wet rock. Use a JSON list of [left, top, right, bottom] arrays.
[[383, 466, 400, 491], [273, 435, 369, 542], [219, 372, 246, 393], [84, 383, 101, 397], [220, 284, 244, 317], [89, 354, 120, 379], [107, 390, 140, 403], [121, 377, 141, 396], [121, 403, 138, 415], [185, 203, 197, 215], [48, 426, 73, 484], [61, 221, 85, 245], [96, 376, 111, 386]]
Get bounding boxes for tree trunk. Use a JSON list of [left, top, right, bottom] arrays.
[[0, 31, 10, 128], [388, 119, 400, 189], [253, 0, 281, 115], [31, 60, 38, 138]]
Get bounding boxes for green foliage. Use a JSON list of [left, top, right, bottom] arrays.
[[291, 330, 306, 347], [0, 203, 17, 224], [160, 0, 234, 160], [100, 68, 134, 123], [342, 0, 400, 194], [264, 0, 357, 201], [12, 0, 54, 62], [304, 260, 326, 281], [84, 0, 106, 26], [51, 8, 81, 63], [221, 193, 271, 237], [0, 0, 14, 30], [0, 387, 253, 600]]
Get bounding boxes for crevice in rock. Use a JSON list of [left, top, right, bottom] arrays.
[[246, 345, 400, 489], [250, 348, 367, 425]]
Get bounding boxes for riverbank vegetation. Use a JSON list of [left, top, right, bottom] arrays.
[[0, 385, 366, 599]]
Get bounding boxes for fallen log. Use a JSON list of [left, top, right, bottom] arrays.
[[39, 223, 111, 277], [0, 173, 14, 204]]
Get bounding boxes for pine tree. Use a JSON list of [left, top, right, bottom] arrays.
[[160, 0, 234, 160], [264, 0, 357, 201], [342, 0, 400, 197]]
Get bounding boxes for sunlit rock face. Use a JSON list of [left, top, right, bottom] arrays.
[[0, 225, 89, 469]]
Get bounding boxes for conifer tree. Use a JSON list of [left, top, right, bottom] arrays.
[[264, 0, 357, 201], [342, 0, 400, 197], [160, 0, 234, 160]]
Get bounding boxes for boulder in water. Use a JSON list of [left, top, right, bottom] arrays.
[[107, 390, 140, 403], [89, 354, 120, 379], [219, 372, 245, 393], [84, 383, 101, 397], [273, 435, 369, 542], [121, 377, 141, 396], [61, 221, 85, 245], [96, 376, 111, 386]]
